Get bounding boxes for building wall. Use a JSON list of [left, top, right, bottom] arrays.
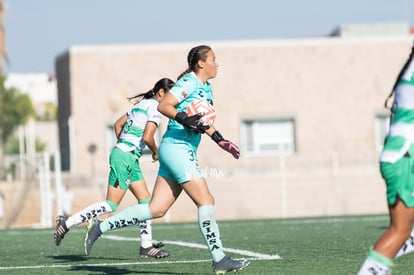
[[55, 36, 414, 221]]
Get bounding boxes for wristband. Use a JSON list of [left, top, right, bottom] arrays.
[[211, 130, 224, 143], [175, 112, 187, 124]]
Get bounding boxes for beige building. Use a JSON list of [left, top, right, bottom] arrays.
[[55, 36, 414, 222]]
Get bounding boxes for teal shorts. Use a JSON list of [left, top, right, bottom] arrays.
[[380, 155, 414, 207], [108, 146, 144, 190], [158, 141, 202, 184]]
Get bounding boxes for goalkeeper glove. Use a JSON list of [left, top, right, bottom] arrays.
[[211, 131, 240, 159], [175, 112, 210, 133]]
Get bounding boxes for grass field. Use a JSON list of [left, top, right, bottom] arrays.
[[0, 214, 413, 274]]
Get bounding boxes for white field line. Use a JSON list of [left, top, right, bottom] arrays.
[[0, 215, 386, 271], [0, 259, 211, 270], [103, 234, 282, 260], [0, 234, 280, 271], [0, 257, 273, 271]]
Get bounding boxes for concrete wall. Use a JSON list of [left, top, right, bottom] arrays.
[[52, 36, 414, 222]]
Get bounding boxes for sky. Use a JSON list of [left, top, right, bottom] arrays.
[[3, 0, 414, 74]]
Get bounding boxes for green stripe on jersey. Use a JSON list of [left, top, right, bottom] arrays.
[[394, 108, 414, 124], [128, 125, 144, 137], [131, 107, 148, 116], [383, 136, 405, 152], [399, 77, 414, 86]]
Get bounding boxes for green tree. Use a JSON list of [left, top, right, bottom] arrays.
[[35, 101, 57, 121], [0, 75, 34, 175], [5, 137, 46, 155]]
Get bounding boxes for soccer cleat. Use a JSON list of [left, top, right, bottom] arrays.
[[54, 215, 69, 246], [84, 219, 102, 256], [212, 256, 250, 274], [139, 244, 170, 258], [152, 241, 165, 248]]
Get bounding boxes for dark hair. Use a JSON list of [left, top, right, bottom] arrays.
[[385, 44, 414, 108], [128, 78, 174, 104], [177, 45, 212, 80]]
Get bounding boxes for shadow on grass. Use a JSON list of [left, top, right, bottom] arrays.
[[69, 265, 190, 274], [48, 255, 193, 274], [48, 254, 88, 262], [49, 255, 123, 262]]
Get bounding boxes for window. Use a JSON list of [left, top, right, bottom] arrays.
[[374, 114, 390, 151], [242, 119, 295, 155]]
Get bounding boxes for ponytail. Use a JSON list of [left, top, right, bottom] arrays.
[[177, 45, 211, 80], [127, 89, 155, 104], [385, 44, 414, 109], [128, 78, 175, 104], [177, 69, 192, 80]]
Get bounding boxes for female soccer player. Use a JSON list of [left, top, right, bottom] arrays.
[[84, 45, 250, 274], [358, 42, 414, 274], [54, 78, 173, 258]]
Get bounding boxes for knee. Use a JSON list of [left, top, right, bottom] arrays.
[[390, 224, 413, 240], [401, 226, 413, 239], [200, 194, 215, 206], [150, 207, 168, 219], [208, 195, 215, 205]]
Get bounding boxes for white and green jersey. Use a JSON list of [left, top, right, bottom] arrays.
[[380, 54, 414, 163], [117, 98, 161, 152]]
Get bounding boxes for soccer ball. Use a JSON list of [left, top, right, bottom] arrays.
[[186, 100, 216, 127]]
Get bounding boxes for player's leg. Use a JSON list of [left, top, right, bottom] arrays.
[[170, 142, 249, 273], [395, 229, 414, 258], [168, 144, 226, 261], [55, 183, 126, 246], [182, 177, 250, 273], [84, 175, 181, 255], [358, 157, 414, 274], [55, 147, 129, 246], [358, 200, 414, 274], [394, 154, 414, 259], [100, 175, 180, 231], [359, 155, 414, 271], [129, 180, 170, 258], [128, 159, 154, 249], [391, 154, 414, 259], [84, 142, 183, 255]]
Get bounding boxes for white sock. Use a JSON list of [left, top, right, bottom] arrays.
[[358, 250, 392, 275], [139, 220, 153, 248], [66, 201, 113, 228], [395, 231, 414, 258], [358, 258, 390, 275]]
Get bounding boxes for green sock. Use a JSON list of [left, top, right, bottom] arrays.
[[198, 205, 225, 262], [100, 204, 152, 233], [368, 249, 393, 268], [139, 197, 151, 204], [358, 249, 393, 275]]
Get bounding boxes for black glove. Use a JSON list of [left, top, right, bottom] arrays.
[[211, 131, 240, 159], [175, 112, 210, 133]]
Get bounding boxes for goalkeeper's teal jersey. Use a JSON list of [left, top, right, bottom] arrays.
[[162, 72, 214, 150], [380, 55, 414, 163]]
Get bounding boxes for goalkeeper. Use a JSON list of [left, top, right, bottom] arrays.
[[84, 45, 249, 275]]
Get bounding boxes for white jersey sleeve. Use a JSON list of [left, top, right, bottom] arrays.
[[117, 98, 160, 151], [147, 99, 162, 126]]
